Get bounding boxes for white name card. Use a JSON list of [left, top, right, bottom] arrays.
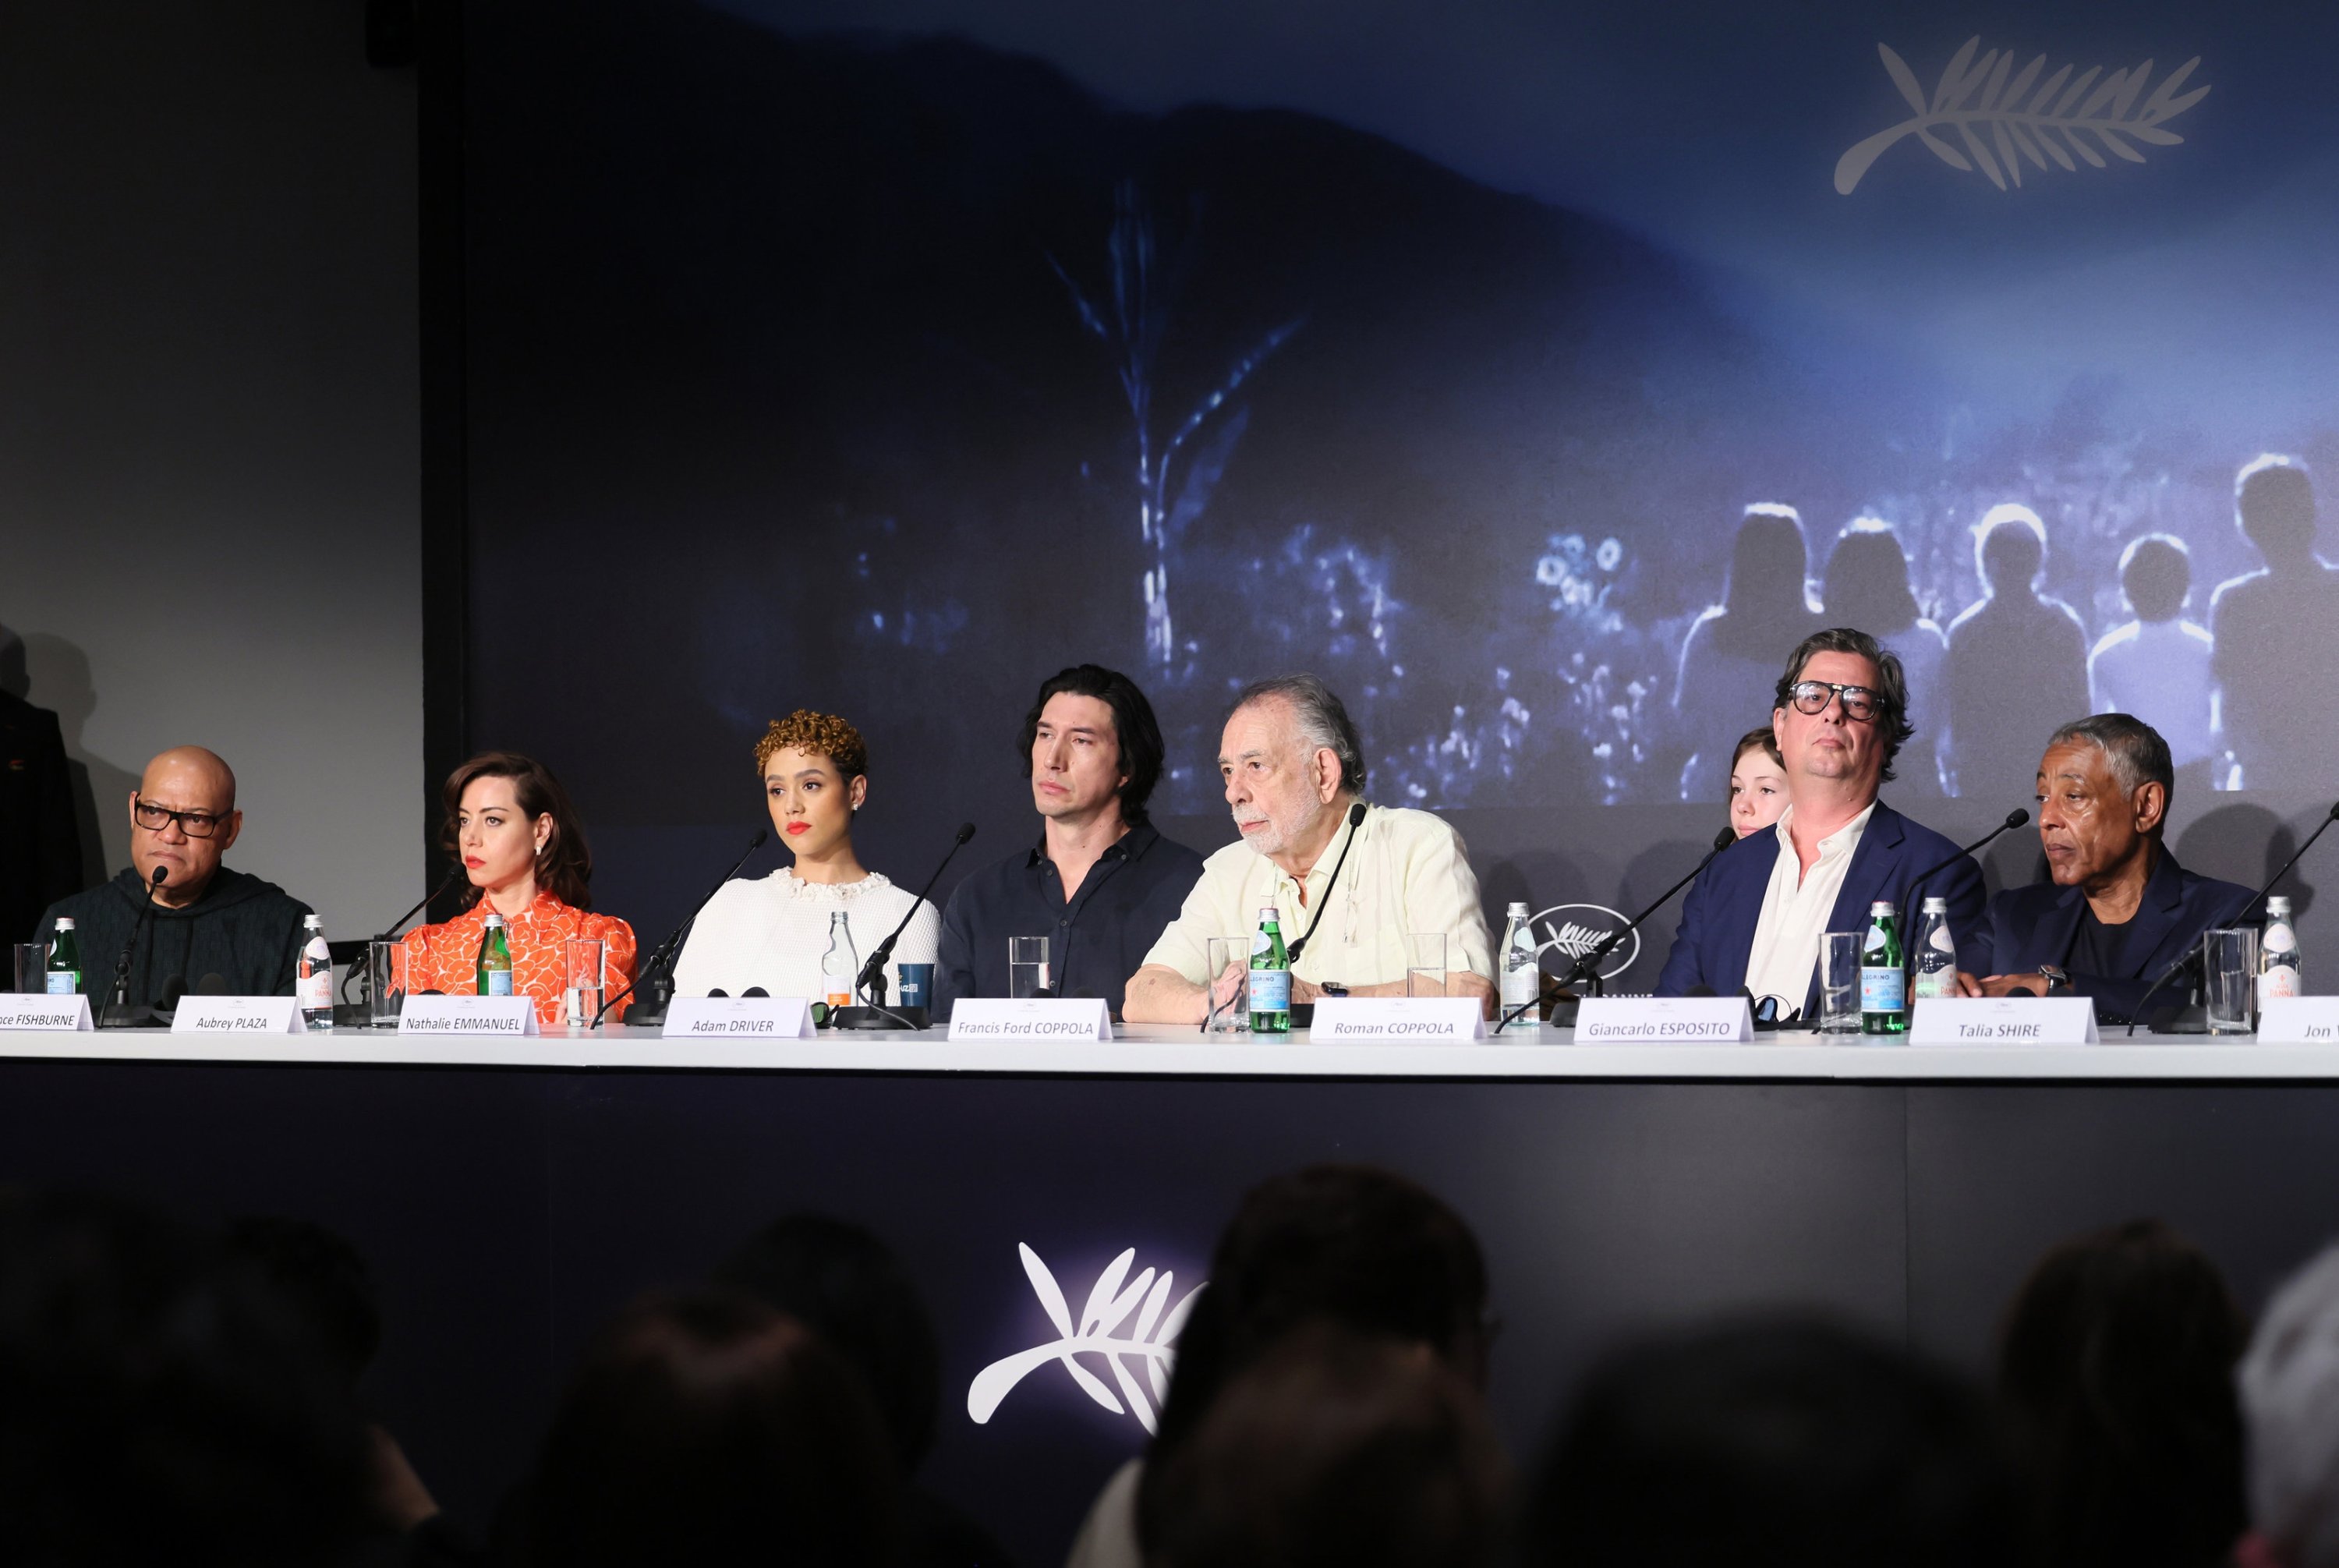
[[1573, 996, 1753, 1042], [2256, 997, 2339, 1043], [397, 995, 540, 1037], [1909, 996, 2099, 1046], [172, 996, 305, 1036], [662, 995, 816, 1039], [1310, 997, 1486, 1041], [0, 995, 93, 1032], [950, 997, 1113, 1041]]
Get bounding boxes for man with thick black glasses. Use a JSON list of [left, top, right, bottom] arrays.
[[1656, 628, 1984, 1018], [33, 745, 313, 1007]]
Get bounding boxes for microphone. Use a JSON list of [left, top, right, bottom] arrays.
[[1286, 802, 1369, 963], [2128, 799, 2339, 1035], [99, 866, 169, 1029], [706, 988, 730, 999], [1906, 809, 2029, 894], [1504, 826, 1736, 1032], [593, 828, 770, 1028], [742, 986, 769, 998], [837, 822, 976, 1031], [196, 973, 232, 996], [156, 975, 187, 1014]]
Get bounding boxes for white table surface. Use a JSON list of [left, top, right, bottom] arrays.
[[3, 1021, 2336, 1079]]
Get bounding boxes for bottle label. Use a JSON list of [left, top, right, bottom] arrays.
[[1912, 968, 1956, 1000], [1860, 966, 1906, 1013], [1502, 953, 1540, 1006], [298, 970, 331, 1011], [485, 970, 514, 997], [2266, 921, 2298, 956], [2263, 965, 2302, 1001], [45, 972, 78, 996], [1251, 968, 1291, 1012]]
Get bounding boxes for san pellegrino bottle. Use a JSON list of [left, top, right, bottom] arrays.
[[1911, 897, 1958, 1002], [476, 912, 514, 996], [46, 917, 81, 996], [2263, 895, 2302, 1001], [1498, 901, 1540, 1025], [297, 913, 334, 1031], [1860, 900, 1908, 1035], [1249, 907, 1291, 1035], [822, 911, 858, 1011]]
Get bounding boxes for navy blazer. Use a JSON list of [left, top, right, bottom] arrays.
[[1970, 844, 2253, 1018], [1656, 800, 1986, 1015]]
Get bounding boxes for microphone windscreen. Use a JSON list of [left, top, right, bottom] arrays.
[[1349, 802, 1368, 826], [196, 973, 232, 995], [2005, 985, 2037, 999], [151, 864, 168, 886], [956, 822, 977, 844], [1712, 825, 1737, 851], [157, 975, 187, 1009], [1686, 985, 1716, 997], [706, 988, 729, 998], [742, 986, 769, 998], [749, 828, 770, 848], [2003, 808, 2030, 829]]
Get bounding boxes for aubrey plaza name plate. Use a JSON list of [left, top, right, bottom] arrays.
[[0, 996, 93, 1032], [2256, 997, 2339, 1043], [1310, 997, 1486, 1040], [398, 996, 541, 1036], [949, 997, 1113, 1042], [1909, 996, 2099, 1046], [173, 996, 305, 1035], [661, 996, 816, 1039], [1573, 996, 1754, 1043]]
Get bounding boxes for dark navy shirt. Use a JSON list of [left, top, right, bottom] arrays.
[[936, 823, 1205, 1018]]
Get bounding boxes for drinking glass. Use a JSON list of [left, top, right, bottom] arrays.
[[1404, 933, 1447, 998], [1205, 937, 1249, 1032], [1009, 936, 1051, 1000], [564, 937, 607, 1028], [11, 943, 43, 993], [367, 939, 409, 1028], [1818, 933, 1863, 1033], [2203, 927, 2259, 1035]]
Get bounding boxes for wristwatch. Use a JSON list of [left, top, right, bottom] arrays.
[[1318, 982, 1349, 998], [2036, 965, 2071, 996]]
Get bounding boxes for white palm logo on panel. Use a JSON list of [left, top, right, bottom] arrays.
[[967, 1244, 1206, 1435]]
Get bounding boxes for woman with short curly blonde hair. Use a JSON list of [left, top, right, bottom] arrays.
[[672, 710, 937, 1006]]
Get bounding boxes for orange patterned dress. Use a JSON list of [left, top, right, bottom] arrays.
[[400, 890, 639, 1026]]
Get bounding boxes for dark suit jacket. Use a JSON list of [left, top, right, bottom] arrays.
[[1970, 844, 2253, 1018], [1656, 799, 1986, 1015], [1, 691, 85, 943]]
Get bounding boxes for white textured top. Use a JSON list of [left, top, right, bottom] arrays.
[[671, 869, 939, 1003], [1744, 802, 1875, 1013]]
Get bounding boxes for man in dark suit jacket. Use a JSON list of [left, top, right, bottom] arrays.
[[1, 688, 86, 943], [1959, 714, 2252, 1018], [1658, 627, 1985, 1016]]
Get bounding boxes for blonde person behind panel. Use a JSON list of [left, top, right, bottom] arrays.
[[671, 710, 937, 1003]]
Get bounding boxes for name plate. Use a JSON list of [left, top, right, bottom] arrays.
[[950, 997, 1113, 1041], [1310, 997, 1486, 1041], [172, 996, 305, 1036], [662, 995, 816, 1039], [1909, 996, 2099, 1045], [398, 995, 540, 1037], [2257, 997, 2339, 1044], [0, 995, 93, 1032], [1573, 996, 1754, 1043]]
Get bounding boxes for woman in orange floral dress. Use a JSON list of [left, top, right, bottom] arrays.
[[400, 752, 636, 1026]]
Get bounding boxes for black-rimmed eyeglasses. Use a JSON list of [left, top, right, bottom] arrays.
[[1785, 681, 1881, 723], [133, 797, 228, 837]]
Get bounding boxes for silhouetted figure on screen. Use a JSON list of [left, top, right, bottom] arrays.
[[1823, 519, 1948, 795], [1674, 504, 1825, 802], [2091, 534, 2217, 799], [2210, 456, 2339, 792], [0, 621, 85, 943], [1943, 504, 2090, 802]]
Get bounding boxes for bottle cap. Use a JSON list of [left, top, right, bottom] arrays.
[[1506, 901, 1530, 916], [1870, 901, 1895, 915], [53, 917, 74, 930], [304, 913, 324, 929], [2269, 896, 2292, 916], [1259, 908, 1280, 922], [485, 912, 506, 926], [1921, 897, 1948, 912]]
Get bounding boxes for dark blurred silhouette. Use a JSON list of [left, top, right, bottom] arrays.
[[1143, 1322, 1506, 1568], [1674, 504, 1826, 802], [1995, 1219, 2249, 1568], [1822, 519, 1948, 795], [1522, 1315, 2026, 1568], [2091, 535, 2217, 799], [1944, 504, 2091, 802], [2211, 457, 2339, 791], [518, 1289, 899, 1568], [714, 1212, 1014, 1568], [0, 620, 86, 943]]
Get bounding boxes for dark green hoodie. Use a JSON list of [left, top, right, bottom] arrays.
[[36, 866, 313, 1006]]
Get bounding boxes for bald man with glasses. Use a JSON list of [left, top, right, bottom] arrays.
[[33, 745, 315, 1007], [1656, 628, 1986, 1019]]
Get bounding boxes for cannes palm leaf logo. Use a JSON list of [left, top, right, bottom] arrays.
[[1836, 39, 2210, 193], [967, 1244, 1206, 1435]]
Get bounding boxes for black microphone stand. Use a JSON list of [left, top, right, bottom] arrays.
[[1510, 826, 1737, 1032], [2128, 800, 2339, 1035], [593, 829, 770, 1029], [97, 866, 170, 1029], [837, 823, 976, 1030], [1904, 808, 2031, 897]]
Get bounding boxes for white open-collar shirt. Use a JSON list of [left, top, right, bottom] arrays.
[[1743, 802, 1876, 1014]]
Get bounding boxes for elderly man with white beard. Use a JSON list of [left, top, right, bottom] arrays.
[[1121, 674, 1495, 1024]]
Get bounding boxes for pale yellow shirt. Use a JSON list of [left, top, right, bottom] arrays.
[[1141, 803, 1494, 987], [1743, 802, 1875, 1012]]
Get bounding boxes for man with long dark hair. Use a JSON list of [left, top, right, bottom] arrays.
[[934, 664, 1201, 1018]]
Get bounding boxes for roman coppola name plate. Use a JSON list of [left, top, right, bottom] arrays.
[[172, 997, 306, 1035], [1573, 996, 1754, 1043], [0, 996, 93, 1032], [949, 998, 1113, 1041], [1309, 997, 1486, 1040], [398, 995, 541, 1036], [1909, 996, 2099, 1046], [661, 996, 817, 1039]]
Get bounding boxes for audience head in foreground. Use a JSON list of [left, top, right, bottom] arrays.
[[1145, 1322, 1507, 1568], [1997, 1218, 2248, 1568], [2240, 1240, 2339, 1568], [1525, 1315, 2024, 1568]]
